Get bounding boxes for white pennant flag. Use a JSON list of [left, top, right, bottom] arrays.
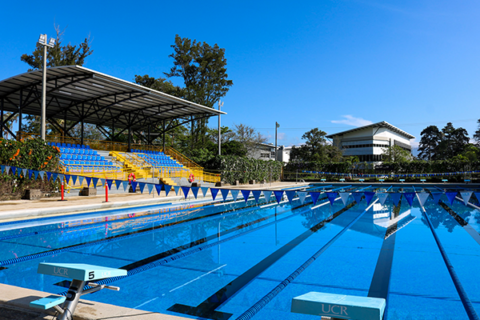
[[297, 191, 307, 204], [339, 192, 351, 206], [376, 193, 389, 206], [460, 191, 473, 206], [417, 192, 430, 207], [263, 190, 272, 202]]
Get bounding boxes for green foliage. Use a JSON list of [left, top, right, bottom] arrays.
[[381, 145, 413, 162], [290, 128, 343, 162], [474, 119, 480, 148], [418, 122, 470, 160], [134, 75, 185, 97]]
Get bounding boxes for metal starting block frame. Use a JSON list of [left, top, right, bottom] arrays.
[[30, 263, 127, 320]]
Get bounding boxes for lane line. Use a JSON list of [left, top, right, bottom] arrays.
[[169, 264, 227, 293]]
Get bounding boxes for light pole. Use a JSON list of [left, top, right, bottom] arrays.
[[218, 100, 224, 156], [38, 34, 55, 140], [275, 122, 280, 161]]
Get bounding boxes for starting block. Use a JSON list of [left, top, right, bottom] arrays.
[[292, 292, 385, 320], [321, 179, 326, 182], [30, 263, 126, 320], [359, 179, 365, 182], [421, 179, 426, 183], [442, 179, 448, 183], [339, 178, 345, 182], [378, 179, 384, 183], [399, 179, 405, 183]]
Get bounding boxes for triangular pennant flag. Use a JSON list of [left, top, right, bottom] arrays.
[[17, 169, 22, 177], [147, 184, 154, 194], [92, 177, 99, 188], [138, 182, 146, 193], [352, 192, 363, 204], [39, 171, 45, 180], [5, 166, 11, 174], [309, 192, 320, 205], [431, 192, 443, 204], [115, 180, 122, 190], [34, 170, 39, 181], [106, 179, 113, 190], [210, 188, 219, 200], [131, 181, 138, 192], [285, 191, 296, 204], [445, 192, 457, 205], [376, 193, 389, 206], [164, 184, 171, 197], [221, 189, 230, 201], [417, 192, 430, 207], [404, 192, 415, 206], [364, 192, 375, 205], [85, 176, 92, 187], [58, 174, 64, 182], [181, 186, 190, 199], [46, 171, 52, 181], [231, 189, 240, 201], [0, 165, 4, 174], [241, 190, 251, 203], [191, 186, 199, 199], [78, 176, 85, 186], [52, 173, 58, 183], [263, 190, 272, 203], [200, 187, 209, 197], [28, 169, 34, 179], [390, 193, 401, 205], [460, 191, 473, 206], [100, 178, 105, 187], [22, 168, 27, 178], [297, 191, 307, 204], [11, 167, 16, 175], [339, 192, 351, 206], [64, 174, 71, 184], [155, 184, 162, 195], [474, 192, 480, 205], [274, 191, 284, 203], [326, 192, 338, 205], [173, 186, 180, 196], [122, 181, 129, 192], [252, 190, 262, 203]]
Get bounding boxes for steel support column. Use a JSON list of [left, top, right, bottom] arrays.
[[163, 120, 166, 151], [80, 103, 84, 145], [148, 125, 151, 146], [128, 114, 131, 151], [18, 89, 23, 140]]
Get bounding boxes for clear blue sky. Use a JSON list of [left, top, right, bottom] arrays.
[[1, 0, 479, 152]]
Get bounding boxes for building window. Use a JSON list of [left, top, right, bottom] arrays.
[[261, 153, 270, 158]]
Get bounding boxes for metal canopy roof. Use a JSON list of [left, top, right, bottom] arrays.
[[326, 121, 415, 140], [0, 65, 226, 135]]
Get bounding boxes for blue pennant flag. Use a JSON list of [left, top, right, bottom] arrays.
[[147, 183, 154, 194], [445, 192, 457, 205], [131, 181, 138, 192], [326, 192, 338, 205], [274, 191, 284, 203], [309, 192, 320, 205], [221, 189, 230, 201], [64, 174, 70, 184], [431, 192, 443, 204], [191, 186, 199, 199], [460, 191, 472, 206], [115, 180, 122, 190], [58, 174, 64, 182], [376, 193, 389, 206], [241, 190, 251, 203], [46, 171, 52, 181], [389, 193, 402, 205], [210, 188, 219, 200], [0, 165, 4, 174], [352, 192, 363, 204], [181, 186, 190, 199], [263, 190, 272, 202], [297, 191, 307, 204], [17, 168, 22, 177], [11, 167, 16, 175], [364, 192, 375, 205], [163, 184, 171, 196], [33, 170, 39, 180], [139, 182, 146, 193], [71, 175, 77, 185], [173, 186, 180, 195], [404, 192, 415, 206], [85, 176, 92, 187], [92, 177, 99, 188], [155, 184, 162, 195], [231, 189, 240, 201], [100, 179, 106, 187], [200, 187, 209, 197], [106, 179, 113, 190], [122, 181, 129, 192], [285, 191, 296, 204], [52, 173, 58, 183], [78, 176, 84, 186], [22, 168, 27, 178], [474, 192, 480, 205], [252, 190, 262, 203]]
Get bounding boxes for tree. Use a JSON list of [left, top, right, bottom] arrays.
[[231, 123, 267, 156], [382, 145, 413, 163], [134, 75, 184, 97], [474, 119, 480, 148], [437, 122, 469, 159], [165, 35, 233, 149], [21, 24, 93, 71], [418, 125, 441, 160], [290, 128, 343, 163]]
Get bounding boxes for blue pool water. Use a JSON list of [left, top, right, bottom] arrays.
[[0, 184, 479, 319]]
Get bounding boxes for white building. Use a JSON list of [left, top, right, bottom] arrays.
[[326, 121, 415, 162], [249, 143, 292, 163]]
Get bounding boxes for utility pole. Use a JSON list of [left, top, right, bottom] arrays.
[[275, 122, 280, 161], [37, 34, 55, 140], [218, 100, 224, 156]]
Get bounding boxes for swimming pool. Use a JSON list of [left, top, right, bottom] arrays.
[[1, 184, 479, 319]]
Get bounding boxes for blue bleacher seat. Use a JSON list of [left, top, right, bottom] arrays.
[[67, 143, 71, 148]]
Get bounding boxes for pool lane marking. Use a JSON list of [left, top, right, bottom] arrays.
[[417, 191, 480, 320], [235, 199, 379, 320], [167, 198, 360, 320], [133, 297, 158, 310], [437, 201, 480, 247], [169, 264, 227, 293]]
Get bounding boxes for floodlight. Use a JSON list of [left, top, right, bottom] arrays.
[[48, 38, 55, 47], [38, 34, 46, 45]]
